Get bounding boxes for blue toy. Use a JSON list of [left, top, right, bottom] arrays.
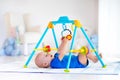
[[0, 37, 21, 56], [24, 16, 106, 72]]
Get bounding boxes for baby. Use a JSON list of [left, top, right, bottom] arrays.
[[35, 37, 102, 68]]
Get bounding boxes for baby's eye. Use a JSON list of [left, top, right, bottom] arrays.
[[51, 55, 53, 57]]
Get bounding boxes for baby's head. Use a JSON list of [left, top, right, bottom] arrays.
[[35, 52, 53, 68]]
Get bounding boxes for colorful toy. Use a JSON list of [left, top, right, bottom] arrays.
[[0, 26, 21, 56], [24, 16, 106, 71], [70, 46, 88, 55], [34, 45, 58, 54], [61, 34, 72, 40]]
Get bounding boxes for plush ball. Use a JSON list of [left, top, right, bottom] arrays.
[[0, 37, 21, 56], [7, 37, 16, 45], [11, 48, 21, 56], [0, 49, 5, 56], [4, 45, 14, 56]]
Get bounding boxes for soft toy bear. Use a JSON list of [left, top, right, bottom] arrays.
[[0, 37, 21, 56]]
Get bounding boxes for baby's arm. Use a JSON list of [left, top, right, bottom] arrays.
[[57, 38, 69, 60]]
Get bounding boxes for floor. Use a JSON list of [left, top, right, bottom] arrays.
[[0, 56, 120, 80], [0, 73, 120, 80]]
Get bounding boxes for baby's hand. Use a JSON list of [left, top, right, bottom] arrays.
[[61, 34, 72, 41], [62, 37, 69, 43]]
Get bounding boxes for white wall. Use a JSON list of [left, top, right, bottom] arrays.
[[0, 0, 98, 26], [99, 0, 120, 58], [0, 0, 98, 48]]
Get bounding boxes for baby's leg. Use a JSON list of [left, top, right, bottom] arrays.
[[87, 53, 102, 63], [78, 54, 88, 65]]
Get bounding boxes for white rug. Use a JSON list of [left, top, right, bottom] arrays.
[[0, 61, 120, 75]]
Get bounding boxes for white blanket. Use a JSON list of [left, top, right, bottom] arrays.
[[0, 61, 120, 75]]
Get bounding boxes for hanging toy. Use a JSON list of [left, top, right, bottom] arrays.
[[43, 45, 51, 53], [61, 29, 72, 40]]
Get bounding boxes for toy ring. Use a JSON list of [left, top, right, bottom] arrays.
[[61, 29, 72, 40], [61, 29, 72, 37]]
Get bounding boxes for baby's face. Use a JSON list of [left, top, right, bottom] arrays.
[[40, 52, 53, 62], [35, 52, 53, 68]]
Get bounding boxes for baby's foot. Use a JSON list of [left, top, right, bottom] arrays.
[[87, 53, 102, 63]]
